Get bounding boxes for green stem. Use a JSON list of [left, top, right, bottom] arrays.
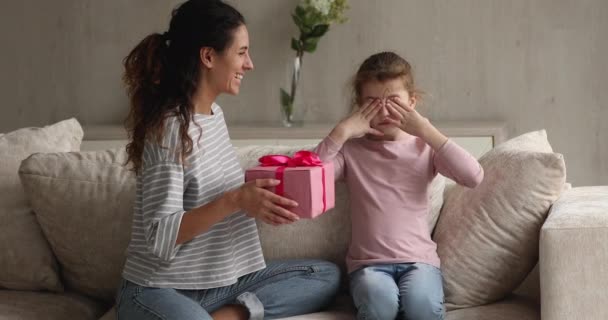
[[289, 50, 304, 111]]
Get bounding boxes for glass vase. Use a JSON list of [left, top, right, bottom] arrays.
[[280, 55, 302, 127]]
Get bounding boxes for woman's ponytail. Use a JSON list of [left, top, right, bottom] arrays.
[[123, 32, 168, 106], [123, 33, 169, 174]]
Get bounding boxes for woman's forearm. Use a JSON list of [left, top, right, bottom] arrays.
[[175, 189, 241, 245]]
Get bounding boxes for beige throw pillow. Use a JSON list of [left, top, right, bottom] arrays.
[[0, 118, 82, 291], [19, 148, 135, 301], [428, 174, 446, 232], [433, 130, 566, 310]]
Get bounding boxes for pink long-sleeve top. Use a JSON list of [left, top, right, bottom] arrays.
[[315, 134, 484, 273]]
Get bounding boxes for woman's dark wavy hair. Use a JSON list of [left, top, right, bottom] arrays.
[[123, 0, 244, 174]]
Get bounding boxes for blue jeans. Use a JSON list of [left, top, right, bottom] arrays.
[[116, 259, 340, 320], [349, 263, 445, 320]]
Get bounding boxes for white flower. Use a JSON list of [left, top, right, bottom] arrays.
[[301, 0, 332, 16]]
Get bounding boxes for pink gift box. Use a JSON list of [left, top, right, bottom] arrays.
[[244, 151, 335, 219]]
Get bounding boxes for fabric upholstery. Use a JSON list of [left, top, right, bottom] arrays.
[[97, 294, 539, 320], [0, 118, 82, 291], [0, 289, 105, 320], [540, 186, 608, 320], [434, 130, 566, 309], [18, 148, 135, 302]]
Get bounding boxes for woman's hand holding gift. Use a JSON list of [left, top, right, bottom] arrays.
[[235, 179, 300, 226]]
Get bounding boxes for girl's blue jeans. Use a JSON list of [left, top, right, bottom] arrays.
[[349, 263, 445, 320]]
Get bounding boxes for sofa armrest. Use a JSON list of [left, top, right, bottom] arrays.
[[540, 186, 608, 320]]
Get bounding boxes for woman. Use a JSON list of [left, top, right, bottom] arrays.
[[116, 1, 340, 319]]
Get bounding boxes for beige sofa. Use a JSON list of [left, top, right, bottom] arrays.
[[2, 119, 608, 320]]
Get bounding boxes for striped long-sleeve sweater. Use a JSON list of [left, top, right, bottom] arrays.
[[122, 103, 265, 289]]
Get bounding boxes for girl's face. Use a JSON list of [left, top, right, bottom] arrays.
[[205, 24, 254, 95], [359, 78, 417, 135]]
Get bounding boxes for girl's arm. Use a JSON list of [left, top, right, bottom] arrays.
[[386, 97, 483, 188], [314, 99, 383, 181], [431, 138, 484, 188], [314, 133, 346, 181]]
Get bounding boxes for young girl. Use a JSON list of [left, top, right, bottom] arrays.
[[315, 52, 484, 320], [117, 1, 339, 319]]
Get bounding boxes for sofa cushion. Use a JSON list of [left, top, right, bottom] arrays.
[[433, 130, 566, 309], [102, 295, 538, 320], [0, 290, 105, 320], [446, 295, 539, 320], [280, 295, 539, 320], [0, 118, 82, 291], [19, 148, 135, 302]]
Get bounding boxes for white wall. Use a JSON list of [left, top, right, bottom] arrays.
[[0, 0, 606, 186]]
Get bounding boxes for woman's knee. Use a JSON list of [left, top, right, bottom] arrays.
[[309, 260, 341, 287], [117, 283, 211, 320], [306, 260, 341, 307], [250, 259, 342, 318]]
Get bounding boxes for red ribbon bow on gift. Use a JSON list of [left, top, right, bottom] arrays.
[[258, 150, 327, 212]]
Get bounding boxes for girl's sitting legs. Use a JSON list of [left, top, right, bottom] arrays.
[[350, 265, 400, 320], [397, 263, 445, 320], [349, 263, 444, 320]]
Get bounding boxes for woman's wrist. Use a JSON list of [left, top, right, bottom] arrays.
[[224, 188, 242, 213]]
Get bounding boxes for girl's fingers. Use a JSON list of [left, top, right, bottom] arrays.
[[390, 96, 405, 107], [391, 97, 415, 112], [367, 128, 385, 136], [386, 101, 405, 119], [385, 118, 402, 126], [361, 99, 380, 117], [357, 99, 375, 115], [390, 100, 413, 117], [364, 101, 382, 120]]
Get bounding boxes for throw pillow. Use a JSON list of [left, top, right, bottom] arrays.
[[0, 118, 82, 291], [433, 130, 566, 309], [19, 148, 135, 301]]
